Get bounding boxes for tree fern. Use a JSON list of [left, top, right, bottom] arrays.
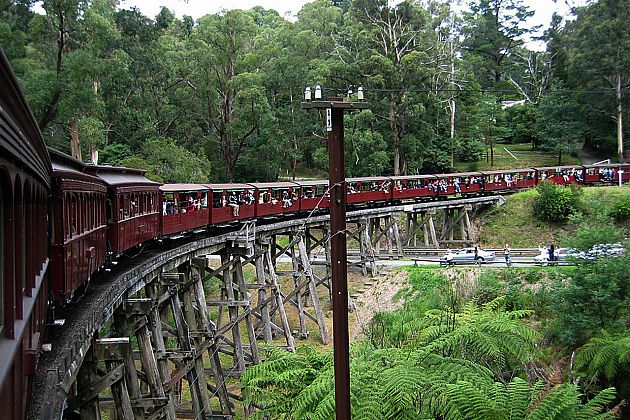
[[416, 296, 540, 376], [431, 377, 615, 420], [575, 330, 630, 381]]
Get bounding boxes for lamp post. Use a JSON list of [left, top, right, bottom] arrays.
[[302, 87, 368, 419]]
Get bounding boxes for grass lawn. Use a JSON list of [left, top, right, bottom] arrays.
[[454, 143, 581, 172]]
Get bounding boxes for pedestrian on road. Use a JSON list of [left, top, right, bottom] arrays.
[[504, 244, 511, 267]]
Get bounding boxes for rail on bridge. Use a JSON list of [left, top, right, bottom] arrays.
[[30, 195, 504, 419]]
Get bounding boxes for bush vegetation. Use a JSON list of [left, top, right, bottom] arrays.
[[532, 181, 583, 222], [242, 262, 630, 418]]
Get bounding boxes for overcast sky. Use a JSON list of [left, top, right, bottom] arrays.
[[118, 0, 586, 32]]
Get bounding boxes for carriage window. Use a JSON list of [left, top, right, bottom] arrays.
[[71, 194, 77, 236], [119, 194, 126, 219], [65, 193, 71, 240]]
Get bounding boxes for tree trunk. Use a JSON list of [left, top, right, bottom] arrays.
[[70, 116, 82, 161], [389, 95, 401, 175], [90, 146, 99, 165], [290, 90, 297, 180], [616, 72, 624, 160], [558, 149, 562, 165], [490, 140, 494, 166], [450, 96, 456, 168]]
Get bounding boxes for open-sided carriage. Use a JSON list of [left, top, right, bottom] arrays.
[[207, 183, 256, 224], [160, 184, 210, 236]]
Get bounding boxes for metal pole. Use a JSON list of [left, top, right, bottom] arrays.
[[328, 106, 351, 419]]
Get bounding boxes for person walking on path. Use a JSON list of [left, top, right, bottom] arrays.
[[504, 244, 511, 267]]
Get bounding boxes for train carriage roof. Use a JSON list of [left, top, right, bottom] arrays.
[[87, 165, 160, 187], [435, 171, 483, 178], [160, 184, 209, 192], [249, 181, 299, 189], [389, 175, 437, 180], [294, 180, 329, 186], [534, 165, 583, 171], [49, 148, 108, 188], [583, 163, 630, 169], [0, 50, 52, 187], [480, 168, 535, 175], [205, 183, 254, 190], [347, 176, 390, 182]]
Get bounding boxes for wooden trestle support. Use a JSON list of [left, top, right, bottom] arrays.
[[63, 229, 332, 419], [41, 198, 504, 420], [404, 204, 475, 248]]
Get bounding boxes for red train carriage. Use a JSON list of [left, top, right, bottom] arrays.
[[0, 50, 52, 419], [481, 169, 536, 192], [49, 150, 107, 305], [207, 183, 256, 224], [435, 172, 484, 195], [583, 163, 630, 183], [346, 176, 392, 204], [296, 180, 330, 211], [88, 165, 161, 257], [251, 182, 300, 217], [390, 175, 437, 200], [161, 184, 210, 236], [534, 165, 583, 185]]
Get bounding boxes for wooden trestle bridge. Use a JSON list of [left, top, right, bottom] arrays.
[[29, 195, 504, 420]]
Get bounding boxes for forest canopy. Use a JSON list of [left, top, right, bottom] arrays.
[[1, 0, 628, 182]]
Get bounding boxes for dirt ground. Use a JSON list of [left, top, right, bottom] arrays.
[[348, 268, 409, 341]]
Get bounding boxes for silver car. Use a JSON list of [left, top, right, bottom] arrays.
[[441, 248, 496, 266], [534, 248, 570, 265]]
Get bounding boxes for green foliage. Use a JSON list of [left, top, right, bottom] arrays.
[[609, 194, 630, 221], [457, 140, 486, 162], [535, 84, 585, 162], [551, 255, 630, 347], [575, 331, 630, 382], [121, 137, 211, 183], [100, 142, 133, 165], [434, 377, 615, 420], [561, 224, 623, 252], [532, 181, 582, 222]]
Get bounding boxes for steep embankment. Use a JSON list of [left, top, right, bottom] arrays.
[[476, 185, 630, 248]]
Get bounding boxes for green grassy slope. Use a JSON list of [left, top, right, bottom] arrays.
[[477, 185, 630, 248], [454, 143, 581, 172]]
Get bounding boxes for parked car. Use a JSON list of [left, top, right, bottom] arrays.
[[535, 243, 626, 265], [441, 248, 496, 265], [534, 248, 582, 266]]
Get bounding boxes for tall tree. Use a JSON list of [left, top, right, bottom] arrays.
[[347, 0, 434, 175], [565, 0, 630, 160], [193, 10, 271, 181], [462, 0, 539, 90]]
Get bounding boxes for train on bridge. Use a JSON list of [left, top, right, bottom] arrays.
[[2, 50, 630, 418]]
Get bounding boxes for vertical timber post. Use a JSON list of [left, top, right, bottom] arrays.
[[302, 92, 367, 420], [328, 105, 351, 420]]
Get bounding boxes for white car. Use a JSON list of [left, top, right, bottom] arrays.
[[441, 248, 496, 265]]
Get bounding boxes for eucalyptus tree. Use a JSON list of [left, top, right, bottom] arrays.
[[563, 0, 630, 160], [462, 0, 539, 90], [190, 10, 275, 181], [345, 0, 436, 175], [536, 84, 585, 164], [15, 0, 121, 161]]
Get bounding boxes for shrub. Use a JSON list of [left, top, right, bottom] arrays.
[[532, 181, 581, 222], [563, 224, 623, 251], [609, 195, 630, 221]]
